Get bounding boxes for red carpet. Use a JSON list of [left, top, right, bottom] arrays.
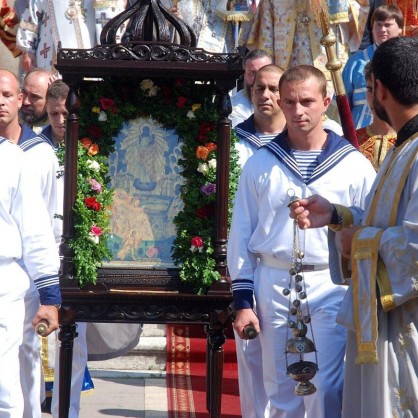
[[166, 324, 241, 418]]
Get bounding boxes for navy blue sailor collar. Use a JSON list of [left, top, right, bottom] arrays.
[[39, 125, 56, 148], [234, 115, 274, 149], [235, 115, 259, 147], [264, 129, 358, 184], [17, 124, 48, 152]]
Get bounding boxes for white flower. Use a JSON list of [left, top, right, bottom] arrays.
[[147, 86, 159, 97], [98, 111, 107, 121], [197, 162, 209, 175], [186, 110, 195, 119], [208, 158, 217, 169], [88, 233, 100, 244], [190, 245, 203, 253], [86, 160, 101, 172], [140, 79, 154, 91]]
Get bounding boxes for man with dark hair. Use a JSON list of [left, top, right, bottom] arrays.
[[228, 64, 376, 418], [290, 36, 418, 417], [360, 0, 418, 48], [38, 78, 96, 418], [342, 4, 403, 129], [233, 64, 286, 418], [229, 48, 272, 127], [356, 62, 397, 171], [39, 79, 69, 148]]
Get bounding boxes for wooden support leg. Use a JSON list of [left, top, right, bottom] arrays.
[[58, 315, 78, 418], [206, 336, 211, 412], [206, 326, 226, 418]]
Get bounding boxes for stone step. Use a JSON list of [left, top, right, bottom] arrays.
[[88, 324, 167, 372], [141, 324, 167, 337]]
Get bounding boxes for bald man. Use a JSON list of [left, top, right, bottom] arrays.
[[0, 68, 61, 417], [0, 68, 61, 418], [20, 67, 56, 133]]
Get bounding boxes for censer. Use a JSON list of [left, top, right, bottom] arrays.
[[284, 190, 319, 396]]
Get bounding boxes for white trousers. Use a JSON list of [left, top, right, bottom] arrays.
[[51, 322, 88, 418], [254, 264, 347, 418], [0, 261, 28, 418], [234, 330, 270, 418], [20, 282, 42, 418]]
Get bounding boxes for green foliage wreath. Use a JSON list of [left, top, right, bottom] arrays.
[[64, 77, 240, 293]]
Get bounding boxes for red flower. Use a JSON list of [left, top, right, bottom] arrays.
[[199, 121, 215, 134], [205, 142, 217, 152], [80, 137, 92, 149], [196, 202, 215, 219], [85, 197, 102, 211], [100, 97, 115, 110], [191, 236, 204, 248], [190, 236, 204, 253], [87, 125, 103, 139], [176, 97, 187, 108], [197, 122, 215, 142]]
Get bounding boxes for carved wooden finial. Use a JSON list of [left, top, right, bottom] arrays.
[[100, 0, 197, 46]]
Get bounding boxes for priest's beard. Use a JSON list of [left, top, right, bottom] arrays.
[[373, 91, 391, 125], [20, 109, 47, 126]]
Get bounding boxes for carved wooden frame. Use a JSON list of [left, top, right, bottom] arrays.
[[55, 39, 242, 418]]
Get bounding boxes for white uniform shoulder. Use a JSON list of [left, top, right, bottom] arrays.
[[323, 117, 343, 136], [230, 89, 253, 128]]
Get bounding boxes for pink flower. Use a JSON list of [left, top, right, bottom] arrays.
[[89, 178, 102, 193], [190, 236, 204, 253], [88, 225, 102, 244], [90, 225, 102, 236]]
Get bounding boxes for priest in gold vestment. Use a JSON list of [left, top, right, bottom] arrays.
[[242, 0, 370, 96]]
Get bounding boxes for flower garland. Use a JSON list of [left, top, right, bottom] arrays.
[[57, 139, 113, 287], [67, 77, 240, 294]]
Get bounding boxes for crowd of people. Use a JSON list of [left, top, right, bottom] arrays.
[[0, 1, 416, 418]]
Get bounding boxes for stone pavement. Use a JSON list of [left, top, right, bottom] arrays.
[[41, 325, 169, 418], [41, 370, 168, 418]]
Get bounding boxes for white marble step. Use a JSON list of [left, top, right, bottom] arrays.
[[88, 324, 167, 372]]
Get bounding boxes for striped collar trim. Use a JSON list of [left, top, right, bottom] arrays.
[[19, 135, 48, 152], [235, 115, 278, 149], [265, 130, 357, 184]]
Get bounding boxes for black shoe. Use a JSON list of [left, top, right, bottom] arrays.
[[41, 396, 52, 414]]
